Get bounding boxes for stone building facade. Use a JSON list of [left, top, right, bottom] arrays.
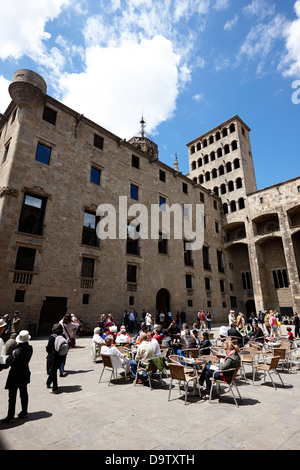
[[0, 69, 299, 334]]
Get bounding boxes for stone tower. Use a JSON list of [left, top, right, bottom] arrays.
[[128, 115, 159, 161]]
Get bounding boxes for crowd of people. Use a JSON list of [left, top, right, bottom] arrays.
[[0, 306, 299, 423]]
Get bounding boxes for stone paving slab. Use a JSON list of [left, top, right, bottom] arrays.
[[0, 326, 300, 451]]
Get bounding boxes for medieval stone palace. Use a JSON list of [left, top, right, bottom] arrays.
[[0, 69, 299, 334]]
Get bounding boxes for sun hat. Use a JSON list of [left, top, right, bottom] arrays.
[[0, 319, 7, 328], [16, 330, 31, 343]]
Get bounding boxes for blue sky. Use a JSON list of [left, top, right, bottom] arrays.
[[0, 0, 299, 190]]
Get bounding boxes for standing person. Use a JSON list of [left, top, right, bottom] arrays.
[[128, 310, 135, 333], [228, 310, 236, 326], [0, 318, 7, 364], [0, 330, 33, 424], [11, 311, 21, 336], [199, 310, 206, 331], [145, 313, 152, 331], [46, 323, 68, 394], [59, 313, 77, 376], [3, 314, 11, 340], [236, 312, 244, 332], [294, 312, 300, 338], [269, 311, 278, 339], [264, 310, 271, 335], [206, 311, 212, 331], [179, 309, 186, 326]]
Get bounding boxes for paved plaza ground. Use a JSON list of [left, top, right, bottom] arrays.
[[0, 324, 300, 452]]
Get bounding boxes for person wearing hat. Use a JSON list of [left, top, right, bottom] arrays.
[[11, 311, 21, 336], [0, 330, 33, 424]]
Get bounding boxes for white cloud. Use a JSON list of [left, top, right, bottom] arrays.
[[214, 0, 230, 11], [0, 76, 11, 113], [243, 0, 276, 20], [0, 0, 70, 61], [280, 1, 300, 77], [224, 14, 238, 31], [59, 36, 181, 138], [193, 93, 204, 102]]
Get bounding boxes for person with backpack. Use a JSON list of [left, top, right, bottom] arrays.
[[46, 323, 68, 394]]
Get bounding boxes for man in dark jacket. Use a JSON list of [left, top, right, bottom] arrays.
[[177, 329, 197, 357], [0, 330, 33, 424], [227, 323, 244, 347]]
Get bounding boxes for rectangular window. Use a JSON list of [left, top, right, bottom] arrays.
[[186, 274, 192, 289], [81, 257, 95, 278], [132, 155, 140, 169], [14, 289, 25, 303], [15, 247, 36, 272], [203, 246, 211, 270], [188, 299, 193, 307], [273, 269, 289, 288], [3, 141, 10, 163], [217, 250, 224, 273], [82, 211, 99, 247], [42, 106, 57, 125], [205, 277, 211, 291], [35, 143, 51, 165], [200, 192, 205, 203], [158, 232, 168, 254], [90, 167, 101, 185], [159, 196, 166, 210], [127, 264, 137, 283], [219, 279, 225, 293], [129, 296, 134, 306], [242, 271, 253, 290], [184, 240, 193, 266], [215, 221, 220, 233], [18, 193, 47, 235], [130, 184, 139, 201], [182, 182, 188, 194], [82, 293, 89, 305], [94, 134, 104, 150], [159, 169, 166, 182], [126, 223, 140, 255]]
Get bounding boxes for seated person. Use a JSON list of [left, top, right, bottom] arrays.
[[227, 323, 244, 347], [199, 332, 211, 355], [116, 327, 132, 344], [199, 341, 241, 399], [153, 327, 163, 344], [180, 323, 189, 336], [177, 329, 197, 357], [219, 325, 228, 341], [130, 333, 155, 381], [249, 322, 265, 344], [101, 327, 110, 340], [147, 330, 161, 357], [93, 327, 105, 345], [287, 326, 296, 343], [168, 320, 181, 341], [191, 329, 201, 348], [101, 336, 130, 374]]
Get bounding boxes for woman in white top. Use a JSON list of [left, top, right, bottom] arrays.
[[101, 336, 130, 373]]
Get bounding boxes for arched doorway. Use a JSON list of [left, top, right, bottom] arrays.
[[156, 288, 170, 314]]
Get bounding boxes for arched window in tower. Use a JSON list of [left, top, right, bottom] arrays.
[[212, 168, 217, 179], [204, 154, 209, 164], [213, 186, 219, 196], [236, 177, 243, 189], [209, 135, 214, 144], [224, 144, 230, 155], [216, 131, 221, 141], [238, 198, 245, 210], [193, 177, 197, 183], [226, 162, 232, 172], [205, 171, 210, 182], [233, 158, 240, 169], [190, 145, 195, 154], [219, 165, 225, 176], [228, 181, 234, 192], [198, 158, 202, 167], [199, 174, 204, 184], [222, 128, 228, 137], [217, 148, 222, 158], [221, 183, 226, 194], [203, 138, 207, 147], [223, 202, 228, 214], [197, 142, 201, 151], [231, 140, 238, 151], [229, 123, 235, 133], [230, 200, 237, 212], [210, 151, 216, 161], [191, 161, 196, 170]]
